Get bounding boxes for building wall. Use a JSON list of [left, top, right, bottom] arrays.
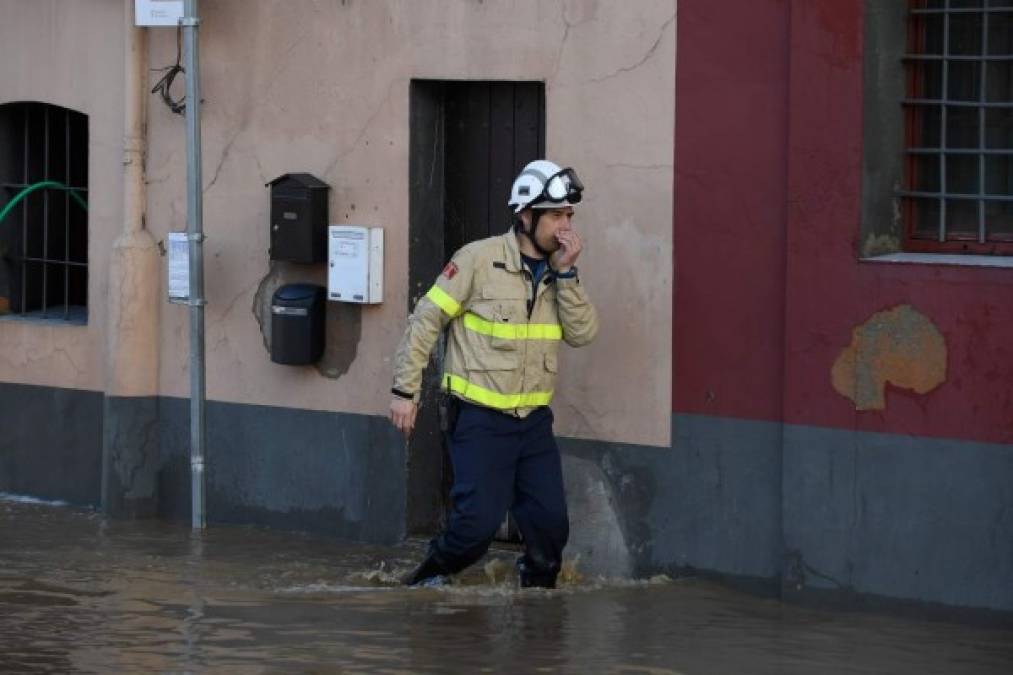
[[145, 0, 675, 448], [0, 0, 122, 391], [781, 0, 1012, 612], [0, 0, 124, 509], [784, 1, 1013, 445], [0, 1, 677, 548], [673, 0, 789, 424], [3, 0, 1009, 613], [674, 0, 1013, 612]]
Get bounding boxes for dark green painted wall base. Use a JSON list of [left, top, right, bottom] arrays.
[[0, 385, 406, 545], [1, 382, 1009, 613], [782, 424, 1013, 612], [156, 397, 407, 545], [562, 414, 1012, 613], [560, 415, 785, 581], [0, 383, 103, 507], [102, 396, 159, 518]]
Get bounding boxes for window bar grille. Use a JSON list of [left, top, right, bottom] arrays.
[[906, 147, 1013, 154], [904, 98, 1013, 106], [912, 6, 1013, 15], [64, 110, 70, 319], [901, 190, 1013, 201], [900, 3, 1013, 248], [42, 105, 49, 317], [21, 108, 27, 314], [5, 104, 87, 320], [978, 8, 988, 244], [898, 190, 1013, 200], [905, 53, 1013, 61], [939, 0, 950, 243]]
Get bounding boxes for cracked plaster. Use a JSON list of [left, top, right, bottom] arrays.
[[589, 13, 676, 84]]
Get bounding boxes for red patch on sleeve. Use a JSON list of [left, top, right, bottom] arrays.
[[442, 262, 458, 280]]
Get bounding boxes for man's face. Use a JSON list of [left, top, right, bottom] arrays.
[[522, 207, 575, 252]]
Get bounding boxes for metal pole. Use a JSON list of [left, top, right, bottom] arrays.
[[182, 0, 206, 530]]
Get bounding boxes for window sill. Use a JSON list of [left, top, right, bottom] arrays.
[[861, 252, 1013, 270], [0, 307, 88, 326]]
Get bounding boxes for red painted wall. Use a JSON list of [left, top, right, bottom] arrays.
[[675, 0, 1013, 445], [674, 0, 790, 421]]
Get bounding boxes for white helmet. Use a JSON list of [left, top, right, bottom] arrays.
[[508, 160, 584, 213]]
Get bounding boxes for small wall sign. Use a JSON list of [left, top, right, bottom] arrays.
[[167, 232, 190, 302]]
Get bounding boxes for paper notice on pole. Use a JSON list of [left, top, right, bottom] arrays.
[[134, 0, 184, 27], [167, 232, 190, 302]]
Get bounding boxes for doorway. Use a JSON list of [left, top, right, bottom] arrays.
[[407, 80, 546, 536]]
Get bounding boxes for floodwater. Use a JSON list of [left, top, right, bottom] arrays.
[[1, 497, 1011, 674]]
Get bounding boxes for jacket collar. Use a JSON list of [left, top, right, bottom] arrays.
[[501, 227, 524, 272]]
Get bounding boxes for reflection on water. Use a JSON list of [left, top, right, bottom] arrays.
[[1, 497, 1011, 674]]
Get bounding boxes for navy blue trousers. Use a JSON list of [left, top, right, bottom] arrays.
[[432, 402, 569, 581]]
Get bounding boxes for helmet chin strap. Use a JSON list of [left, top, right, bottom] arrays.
[[516, 210, 554, 258]]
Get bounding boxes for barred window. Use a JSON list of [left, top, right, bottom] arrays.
[[902, 0, 1013, 254], [0, 102, 89, 322]]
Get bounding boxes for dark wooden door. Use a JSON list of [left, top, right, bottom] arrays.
[[444, 82, 545, 254], [407, 80, 545, 538]]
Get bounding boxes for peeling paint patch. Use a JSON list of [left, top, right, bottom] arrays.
[[251, 262, 361, 379], [832, 305, 947, 411]]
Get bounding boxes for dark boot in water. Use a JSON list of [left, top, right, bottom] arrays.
[[402, 550, 451, 587], [517, 557, 559, 589]]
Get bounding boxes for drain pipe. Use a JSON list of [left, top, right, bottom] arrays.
[[182, 0, 207, 531], [101, 0, 161, 518]]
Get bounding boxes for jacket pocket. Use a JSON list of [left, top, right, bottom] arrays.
[[463, 347, 518, 371], [480, 283, 526, 301], [467, 301, 519, 352], [460, 279, 527, 366], [490, 304, 521, 352], [468, 295, 525, 352]]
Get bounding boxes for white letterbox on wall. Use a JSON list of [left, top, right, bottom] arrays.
[[327, 225, 383, 304], [134, 0, 184, 26]]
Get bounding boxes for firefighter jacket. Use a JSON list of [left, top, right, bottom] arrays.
[[392, 229, 599, 417]]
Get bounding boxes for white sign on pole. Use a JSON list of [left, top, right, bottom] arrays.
[[167, 232, 190, 302], [135, 0, 184, 27]]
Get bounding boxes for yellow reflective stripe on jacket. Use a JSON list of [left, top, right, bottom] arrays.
[[425, 285, 462, 317], [444, 374, 553, 410], [462, 313, 562, 340]]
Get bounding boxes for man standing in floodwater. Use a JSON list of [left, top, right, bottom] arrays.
[[388, 160, 599, 588]]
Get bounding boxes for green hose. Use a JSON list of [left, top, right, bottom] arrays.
[[0, 181, 88, 227]]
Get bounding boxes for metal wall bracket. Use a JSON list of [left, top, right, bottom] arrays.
[[167, 297, 207, 307]]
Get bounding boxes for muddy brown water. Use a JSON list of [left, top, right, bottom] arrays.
[[1, 496, 1011, 674]]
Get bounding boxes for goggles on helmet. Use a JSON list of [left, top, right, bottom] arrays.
[[533, 167, 584, 207]]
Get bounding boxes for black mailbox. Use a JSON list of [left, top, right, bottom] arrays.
[[267, 173, 330, 263], [270, 283, 326, 365]]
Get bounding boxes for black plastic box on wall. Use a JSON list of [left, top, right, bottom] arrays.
[[270, 284, 326, 365], [267, 173, 330, 263]]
